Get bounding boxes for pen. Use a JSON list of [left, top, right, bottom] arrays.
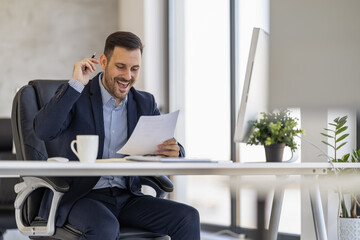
[[84, 52, 96, 71]]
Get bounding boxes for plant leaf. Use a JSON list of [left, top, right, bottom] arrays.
[[322, 141, 335, 149], [342, 153, 350, 162], [336, 118, 347, 129], [336, 134, 349, 142], [324, 128, 335, 133], [338, 116, 348, 123], [336, 126, 348, 135], [336, 142, 347, 150], [321, 133, 334, 138]]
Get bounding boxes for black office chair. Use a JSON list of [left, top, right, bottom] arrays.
[[0, 118, 19, 240], [11, 80, 173, 240]]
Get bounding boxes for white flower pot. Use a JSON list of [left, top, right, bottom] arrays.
[[339, 218, 360, 240]]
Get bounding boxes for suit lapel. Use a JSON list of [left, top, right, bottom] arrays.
[[89, 75, 105, 157], [127, 89, 138, 139]]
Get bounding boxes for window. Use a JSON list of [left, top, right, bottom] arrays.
[[237, 0, 300, 234], [169, 0, 300, 236], [169, 0, 231, 226]]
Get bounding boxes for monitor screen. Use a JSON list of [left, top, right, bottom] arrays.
[[234, 27, 269, 143]]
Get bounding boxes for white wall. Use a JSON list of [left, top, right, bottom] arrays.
[[270, 0, 360, 110], [270, 1, 360, 238], [0, 0, 167, 118], [0, 0, 118, 117], [118, 0, 145, 90], [118, 0, 168, 112]]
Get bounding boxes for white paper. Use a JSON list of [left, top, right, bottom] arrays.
[[117, 110, 179, 156]]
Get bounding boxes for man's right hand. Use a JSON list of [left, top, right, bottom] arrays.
[[72, 57, 99, 86]]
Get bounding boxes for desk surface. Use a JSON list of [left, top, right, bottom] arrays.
[[0, 161, 354, 177]]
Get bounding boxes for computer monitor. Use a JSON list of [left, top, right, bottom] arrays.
[[234, 27, 269, 143]]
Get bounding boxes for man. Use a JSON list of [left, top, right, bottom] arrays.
[[34, 31, 200, 240]]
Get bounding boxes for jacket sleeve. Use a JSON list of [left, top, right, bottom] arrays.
[[33, 83, 81, 141], [178, 143, 185, 157]]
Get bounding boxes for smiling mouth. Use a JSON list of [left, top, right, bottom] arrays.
[[117, 80, 130, 90]]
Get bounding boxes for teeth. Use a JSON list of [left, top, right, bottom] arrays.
[[118, 82, 129, 87]]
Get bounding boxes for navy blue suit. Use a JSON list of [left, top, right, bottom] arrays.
[[33, 74, 198, 240]]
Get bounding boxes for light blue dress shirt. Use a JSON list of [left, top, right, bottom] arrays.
[[69, 74, 128, 189]]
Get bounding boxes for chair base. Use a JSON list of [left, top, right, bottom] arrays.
[[28, 222, 82, 240]]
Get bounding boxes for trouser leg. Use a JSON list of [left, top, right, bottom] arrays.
[[118, 195, 201, 240], [67, 197, 120, 240], [66, 190, 132, 240]]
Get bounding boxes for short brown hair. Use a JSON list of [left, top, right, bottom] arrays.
[[103, 31, 143, 60]]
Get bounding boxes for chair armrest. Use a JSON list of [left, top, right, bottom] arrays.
[[14, 176, 69, 236], [139, 176, 173, 198]]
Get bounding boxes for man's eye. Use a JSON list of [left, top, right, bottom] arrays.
[[117, 66, 125, 70], [132, 68, 139, 72]]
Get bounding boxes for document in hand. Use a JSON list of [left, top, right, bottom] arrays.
[[117, 110, 179, 156]]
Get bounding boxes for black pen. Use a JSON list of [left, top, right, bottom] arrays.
[[84, 52, 96, 71]]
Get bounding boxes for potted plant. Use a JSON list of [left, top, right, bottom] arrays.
[[321, 116, 360, 240], [247, 110, 304, 162]]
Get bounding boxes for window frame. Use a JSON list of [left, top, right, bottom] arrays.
[[167, 0, 299, 239]]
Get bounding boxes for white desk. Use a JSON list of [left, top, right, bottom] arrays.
[[0, 161, 329, 176], [2, 161, 354, 240]]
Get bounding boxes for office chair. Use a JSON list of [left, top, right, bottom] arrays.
[[0, 118, 19, 240], [11, 80, 173, 240]]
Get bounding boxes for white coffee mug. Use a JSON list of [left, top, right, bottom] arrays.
[[70, 135, 99, 163]]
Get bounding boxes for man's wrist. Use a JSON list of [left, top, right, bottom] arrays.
[[68, 78, 85, 93]]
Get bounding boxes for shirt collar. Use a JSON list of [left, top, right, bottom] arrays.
[[99, 72, 128, 107]]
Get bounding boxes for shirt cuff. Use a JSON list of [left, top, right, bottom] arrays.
[[68, 79, 85, 93]]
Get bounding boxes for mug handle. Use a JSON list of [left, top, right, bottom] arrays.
[[283, 148, 299, 163], [70, 140, 80, 159]]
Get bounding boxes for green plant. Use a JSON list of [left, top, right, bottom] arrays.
[[321, 116, 360, 218], [247, 110, 304, 151]]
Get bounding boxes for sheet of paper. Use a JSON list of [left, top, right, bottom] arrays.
[[117, 110, 179, 156]]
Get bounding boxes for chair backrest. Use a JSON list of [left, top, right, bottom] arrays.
[[11, 80, 68, 225], [11, 80, 68, 161]]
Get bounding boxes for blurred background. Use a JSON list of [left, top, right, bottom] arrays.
[[1, 0, 360, 240]]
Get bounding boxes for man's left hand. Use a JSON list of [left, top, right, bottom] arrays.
[[157, 138, 180, 157]]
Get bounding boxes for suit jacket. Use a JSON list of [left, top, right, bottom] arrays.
[[34, 73, 185, 226]]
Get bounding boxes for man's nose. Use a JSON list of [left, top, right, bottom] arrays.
[[122, 69, 132, 81]]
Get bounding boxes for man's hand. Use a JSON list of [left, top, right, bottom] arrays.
[[157, 138, 180, 157], [72, 57, 99, 86]]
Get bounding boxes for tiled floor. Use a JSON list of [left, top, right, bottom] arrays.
[[201, 231, 249, 240], [3, 230, 28, 240]]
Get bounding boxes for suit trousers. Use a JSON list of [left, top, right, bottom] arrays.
[[67, 187, 200, 240]]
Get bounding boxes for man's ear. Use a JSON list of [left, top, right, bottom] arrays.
[[100, 54, 107, 70]]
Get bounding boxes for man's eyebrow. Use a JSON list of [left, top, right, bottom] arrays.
[[115, 63, 140, 68]]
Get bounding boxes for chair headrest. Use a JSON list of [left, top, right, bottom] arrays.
[[29, 80, 68, 108]]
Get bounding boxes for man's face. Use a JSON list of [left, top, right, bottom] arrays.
[[100, 46, 141, 105]]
